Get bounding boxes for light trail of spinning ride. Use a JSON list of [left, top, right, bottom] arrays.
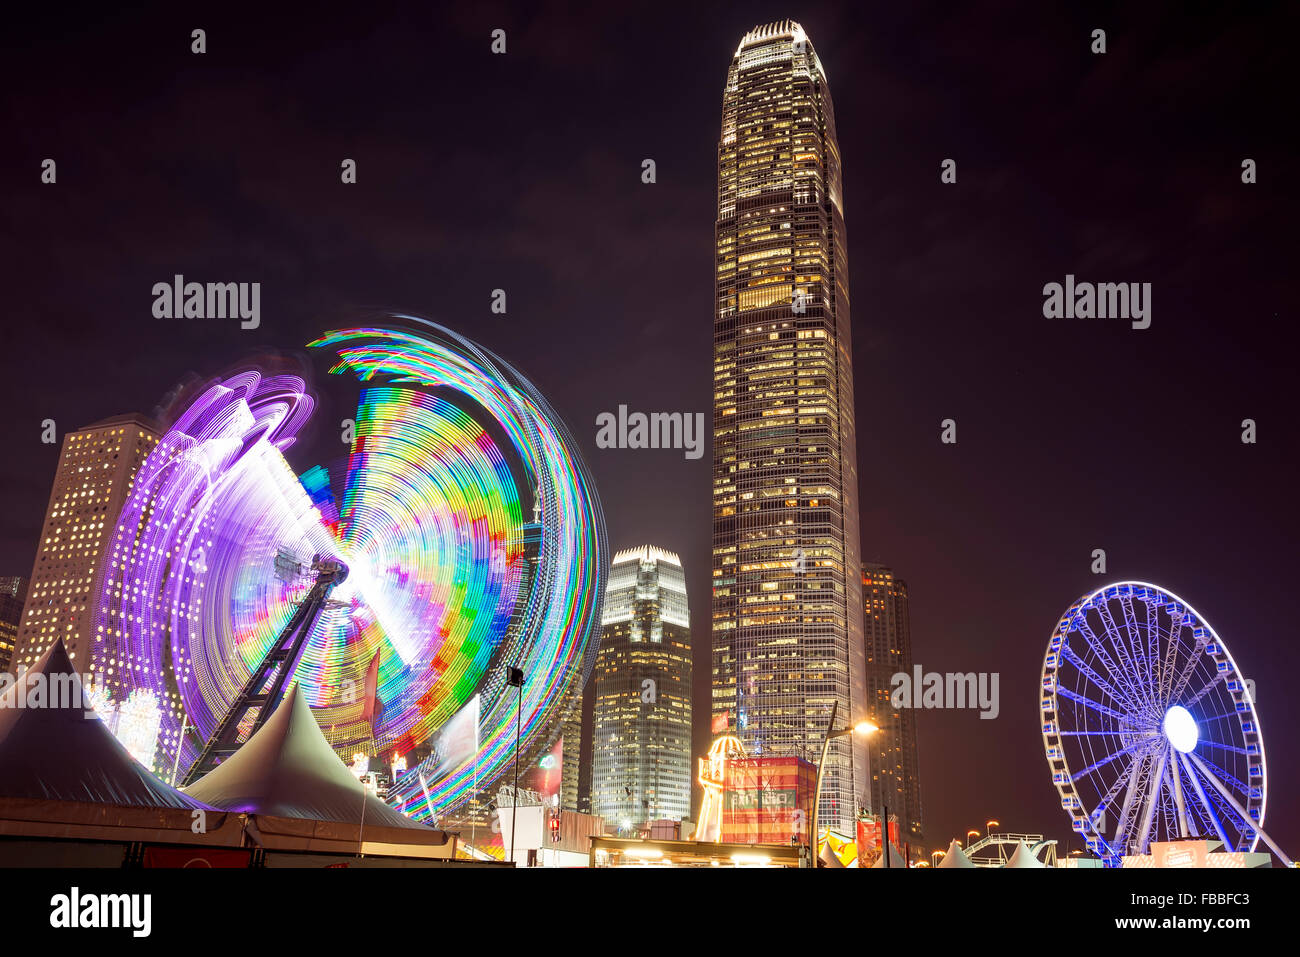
[[95, 320, 606, 818]]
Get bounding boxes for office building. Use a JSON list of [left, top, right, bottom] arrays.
[[591, 546, 692, 832], [711, 20, 866, 831]]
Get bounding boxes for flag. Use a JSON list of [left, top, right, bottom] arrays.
[[711, 711, 730, 734], [418, 772, 436, 823], [430, 694, 480, 782]]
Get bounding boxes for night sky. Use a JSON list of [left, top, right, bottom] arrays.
[[2, 2, 1296, 856]]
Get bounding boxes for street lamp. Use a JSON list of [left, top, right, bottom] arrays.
[[506, 665, 524, 866], [931, 849, 944, 866], [809, 701, 878, 868], [986, 819, 999, 838], [967, 829, 980, 846]]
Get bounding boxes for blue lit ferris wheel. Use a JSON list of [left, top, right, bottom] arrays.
[[1041, 582, 1289, 866]]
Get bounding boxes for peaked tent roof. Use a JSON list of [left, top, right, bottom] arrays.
[[870, 840, 908, 868], [937, 839, 976, 868], [819, 840, 846, 868], [183, 683, 425, 829], [0, 640, 202, 809], [1004, 840, 1048, 868]]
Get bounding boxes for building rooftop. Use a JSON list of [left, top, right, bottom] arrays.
[[79, 411, 164, 434]]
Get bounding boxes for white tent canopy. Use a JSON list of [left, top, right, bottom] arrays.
[[937, 839, 976, 868], [183, 683, 425, 829], [1004, 840, 1048, 868], [870, 840, 908, 868], [819, 841, 846, 867]]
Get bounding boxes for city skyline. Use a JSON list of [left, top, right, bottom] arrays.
[[1, 2, 1295, 857]]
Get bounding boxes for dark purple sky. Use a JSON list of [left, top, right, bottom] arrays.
[[2, 1, 1296, 856]]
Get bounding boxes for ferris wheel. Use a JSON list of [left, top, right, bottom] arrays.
[[1041, 581, 1289, 866]]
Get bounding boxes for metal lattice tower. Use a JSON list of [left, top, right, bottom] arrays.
[[180, 556, 348, 786]]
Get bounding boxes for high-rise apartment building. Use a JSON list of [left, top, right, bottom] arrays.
[[590, 546, 692, 832], [712, 20, 866, 832], [559, 707, 586, 813], [12, 414, 161, 676], [862, 563, 923, 845], [0, 576, 28, 673]]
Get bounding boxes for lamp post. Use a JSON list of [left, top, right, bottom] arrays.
[[986, 819, 999, 839], [507, 665, 524, 866], [809, 700, 877, 868]]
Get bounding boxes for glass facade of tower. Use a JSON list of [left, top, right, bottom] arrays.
[[590, 546, 692, 832], [712, 20, 866, 833], [862, 563, 924, 845]]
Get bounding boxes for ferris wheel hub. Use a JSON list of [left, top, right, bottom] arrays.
[[1162, 705, 1198, 753]]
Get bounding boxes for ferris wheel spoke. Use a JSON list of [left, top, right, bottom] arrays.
[[1091, 756, 1139, 838], [1198, 738, 1249, 758], [1183, 670, 1225, 709], [1185, 786, 1218, 840], [1168, 752, 1190, 838], [1060, 644, 1146, 715], [1177, 751, 1231, 847], [1112, 752, 1153, 853], [1189, 752, 1250, 800], [1075, 621, 1151, 712], [1188, 752, 1292, 865], [1134, 747, 1169, 853], [1054, 685, 1131, 723], [1156, 612, 1186, 704], [1070, 737, 1148, 781], [1118, 594, 1158, 706], [1093, 613, 1156, 716], [1096, 761, 1133, 807], [1168, 626, 1213, 703], [1089, 603, 1141, 697], [1189, 761, 1253, 838], [1198, 709, 1242, 723]]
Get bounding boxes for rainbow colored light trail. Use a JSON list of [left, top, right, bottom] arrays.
[[95, 322, 606, 817]]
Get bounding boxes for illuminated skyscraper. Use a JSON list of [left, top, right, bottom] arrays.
[[559, 707, 585, 812], [12, 414, 161, 676], [712, 21, 866, 833], [590, 546, 692, 832], [862, 563, 923, 845], [0, 577, 28, 673]]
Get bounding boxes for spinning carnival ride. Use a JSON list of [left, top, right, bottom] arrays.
[[1041, 581, 1290, 866], [93, 321, 606, 819]]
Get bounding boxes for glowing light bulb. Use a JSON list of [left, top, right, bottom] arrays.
[[1163, 705, 1198, 753]]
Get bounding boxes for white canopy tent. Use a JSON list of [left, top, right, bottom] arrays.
[[937, 839, 976, 868], [870, 840, 908, 868], [1004, 840, 1048, 868]]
